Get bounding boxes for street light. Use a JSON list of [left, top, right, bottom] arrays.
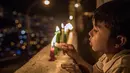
[[69, 15, 73, 20], [74, 3, 80, 8], [43, 0, 50, 6]]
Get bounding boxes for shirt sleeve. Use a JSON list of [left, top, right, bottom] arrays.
[[111, 67, 130, 73], [93, 54, 106, 72], [111, 55, 130, 73]]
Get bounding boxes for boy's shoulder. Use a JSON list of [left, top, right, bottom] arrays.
[[114, 53, 130, 68], [96, 50, 130, 73], [106, 50, 130, 72], [107, 49, 130, 68]]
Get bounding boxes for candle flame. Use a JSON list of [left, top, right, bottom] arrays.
[[61, 23, 64, 28], [66, 23, 73, 30], [51, 35, 56, 46], [56, 26, 60, 32]]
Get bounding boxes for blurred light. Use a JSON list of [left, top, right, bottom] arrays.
[[43, 0, 50, 5], [23, 35, 27, 39], [30, 41, 37, 45], [16, 50, 22, 55], [19, 36, 23, 39], [21, 45, 26, 50], [13, 11, 17, 15], [33, 41, 37, 45], [21, 30, 26, 34], [15, 20, 19, 24], [74, 3, 80, 8], [30, 41, 33, 45], [23, 42, 27, 46], [56, 26, 60, 31], [20, 40, 24, 44], [50, 17, 54, 20], [36, 44, 40, 49], [0, 33, 3, 37], [13, 54, 16, 56], [10, 42, 15, 46], [3, 29, 7, 33], [18, 13, 22, 16], [31, 33, 35, 37], [66, 23, 73, 30], [40, 40, 44, 44], [17, 24, 22, 28], [36, 22, 40, 26], [69, 15, 73, 20], [44, 37, 48, 41], [36, 33, 39, 37], [61, 23, 64, 28]]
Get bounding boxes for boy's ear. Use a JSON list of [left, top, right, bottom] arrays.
[[116, 35, 127, 47]]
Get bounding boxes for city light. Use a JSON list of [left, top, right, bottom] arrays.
[[15, 20, 19, 24], [21, 30, 26, 35], [43, 0, 50, 6], [74, 3, 80, 8], [69, 15, 73, 20]]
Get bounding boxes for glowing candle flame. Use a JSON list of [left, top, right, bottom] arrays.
[[65, 23, 73, 32], [51, 26, 60, 46], [51, 35, 56, 46], [56, 26, 60, 32], [61, 23, 64, 28]]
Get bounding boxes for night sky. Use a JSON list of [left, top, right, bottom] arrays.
[[0, 0, 96, 25], [0, 0, 69, 16], [0, 0, 96, 15]]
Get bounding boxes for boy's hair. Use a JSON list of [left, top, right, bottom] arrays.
[[93, 1, 130, 49]]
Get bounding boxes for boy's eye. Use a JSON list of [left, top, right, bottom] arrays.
[[93, 29, 98, 32]]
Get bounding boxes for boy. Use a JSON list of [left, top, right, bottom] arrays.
[[56, 0, 130, 73]]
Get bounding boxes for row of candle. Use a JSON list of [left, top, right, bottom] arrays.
[[49, 23, 73, 61]]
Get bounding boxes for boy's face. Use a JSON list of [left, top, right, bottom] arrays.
[[89, 19, 115, 52]]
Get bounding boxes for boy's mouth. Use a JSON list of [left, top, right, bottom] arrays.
[[89, 42, 92, 46], [89, 38, 92, 46]]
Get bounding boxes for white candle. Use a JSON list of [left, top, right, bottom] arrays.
[[60, 23, 65, 43]]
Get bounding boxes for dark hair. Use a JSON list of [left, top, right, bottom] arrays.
[[93, 1, 130, 49]]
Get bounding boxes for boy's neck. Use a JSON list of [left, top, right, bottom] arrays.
[[105, 53, 115, 62]]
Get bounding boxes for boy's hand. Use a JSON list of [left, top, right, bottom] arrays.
[[55, 43, 79, 60], [61, 63, 82, 73]]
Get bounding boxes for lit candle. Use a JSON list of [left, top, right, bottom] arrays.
[[49, 26, 60, 61], [64, 23, 73, 41], [60, 23, 67, 43], [65, 23, 73, 34], [65, 23, 74, 44], [54, 26, 61, 55]]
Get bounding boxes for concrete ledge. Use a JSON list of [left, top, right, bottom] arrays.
[[15, 31, 77, 73]]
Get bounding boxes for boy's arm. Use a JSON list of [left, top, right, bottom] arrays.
[[76, 55, 103, 73]]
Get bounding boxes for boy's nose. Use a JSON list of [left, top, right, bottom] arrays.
[[88, 29, 93, 37]]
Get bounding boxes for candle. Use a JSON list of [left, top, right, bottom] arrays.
[[60, 23, 67, 43], [49, 36, 56, 61], [64, 23, 73, 41], [49, 26, 61, 61], [65, 23, 73, 33], [54, 26, 61, 55], [65, 23, 74, 44]]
